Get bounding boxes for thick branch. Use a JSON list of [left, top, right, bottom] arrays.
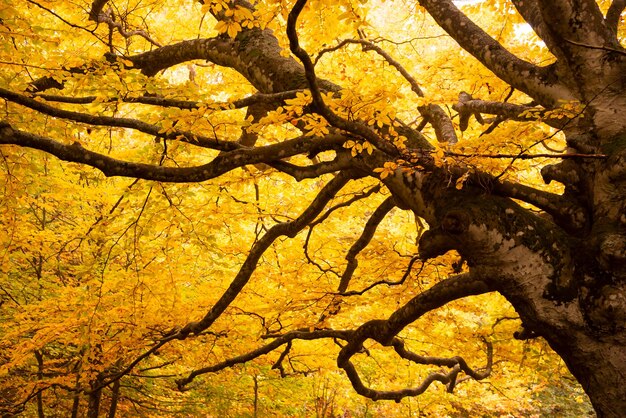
[[537, 0, 616, 47], [0, 121, 346, 182], [126, 37, 237, 77], [510, 0, 567, 62], [452, 96, 567, 129], [124, 28, 314, 93], [606, 0, 626, 34], [417, 0, 568, 105]]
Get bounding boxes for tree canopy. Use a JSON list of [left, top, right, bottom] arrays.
[[0, 0, 625, 416]]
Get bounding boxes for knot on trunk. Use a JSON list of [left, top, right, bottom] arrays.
[[582, 282, 626, 334], [418, 210, 470, 260]]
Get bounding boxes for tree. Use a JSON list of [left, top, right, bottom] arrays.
[[0, 0, 624, 416]]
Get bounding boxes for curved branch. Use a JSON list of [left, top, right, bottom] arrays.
[[417, 0, 568, 105], [337, 273, 492, 401], [0, 87, 232, 151], [287, 0, 400, 156], [124, 29, 313, 93], [0, 121, 346, 182], [126, 37, 236, 77], [340, 256, 423, 297]]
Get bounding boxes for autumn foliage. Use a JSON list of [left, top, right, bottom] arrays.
[[1, 0, 624, 416]]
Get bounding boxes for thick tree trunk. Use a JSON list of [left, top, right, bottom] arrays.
[[547, 330, 626, 417], [390, 111, 626, 416]]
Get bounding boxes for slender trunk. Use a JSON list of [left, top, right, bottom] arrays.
[[34, 350, 45, 418], [253, 374, 258, 418], [70, 360, 82, 418], [87, 381, 102, 418], [70, 394, 80, 418], [106, 379, 120, 418]]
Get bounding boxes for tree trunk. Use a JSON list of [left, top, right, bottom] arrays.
[[34, 351, 45, 418], [87, 381, 102, 418], [106, 379, 120, 418]]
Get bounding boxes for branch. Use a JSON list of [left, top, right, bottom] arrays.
[[287, 0, 400, 157], [510, 0, 568, 62], [534, 0, 621, 60], [606, 0, 626, 34], [88, 0, 109, 21], [337, 197, 396, 292], [121, 29, 315, 94], [27, 65, 91, 93], [0, 87, 233, 151], [0, 121, 346, 182], [36, 90, 302, 109], [467, 170, 589, 233], [447, 152, 607, 160], [303, 183, 382, 274], [92, 7, 162, 48], [340, 256, 423, 296], [319, 39, 457, 144], [268, 156, 352, 182], [318, 196, 397, 323], [123, 37, 235, 77], [337, 273, 492, 401], [452, 95, 568, 129], [417, 0, 566, 105], [176, 329, 352, 389], [562, 38, 626, 57]]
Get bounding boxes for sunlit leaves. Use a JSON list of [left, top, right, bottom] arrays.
[[373, 161, 398, 179]]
